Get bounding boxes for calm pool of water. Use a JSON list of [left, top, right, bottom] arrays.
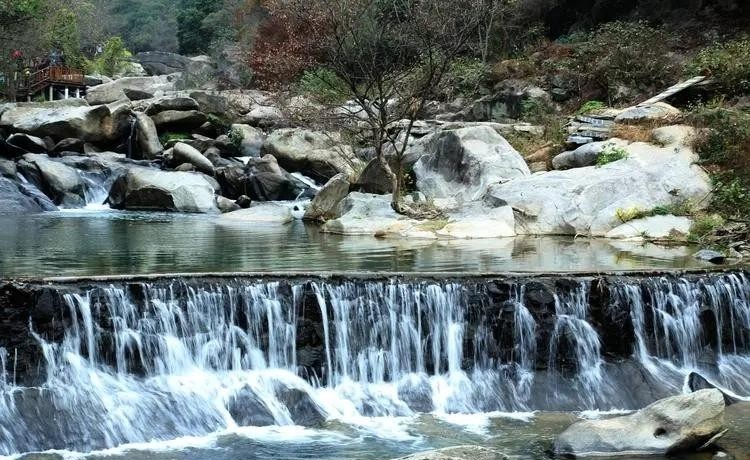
[[0, 210, 715, 278]]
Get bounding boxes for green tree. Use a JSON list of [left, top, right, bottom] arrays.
[[177, 0, 221, 55], [88, 36, 132, 76]]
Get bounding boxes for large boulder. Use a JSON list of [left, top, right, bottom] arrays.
[[262, 128, 362, 183], [151, 110, 207, 132], [134, 113, 163, 160], [85, 75, 178, 105], [413, 126, 530, 201], [0, 104, 119, 143], [615, 102, 681, 125], [552, 141, 611, 170], [355, 158, 393, 194], [605, 215, 692, 240], [230, 123, 265, 158], [135, 51, 191, 75], [438, 202, 516, 239], [0, 177, 55, 215], [108, 167, 218, 213], [144, 97, 200, 115], [394, 446, 508, 460], [321, 192, 417, 236], [554, 389, 726, 457], [17, 154, 86, 207], [216, 155, 311, 201], [173, 142, 214, 175], [6, 133, 48, 154], [303, 173, 350, 221], [486, 126, 712, 236]]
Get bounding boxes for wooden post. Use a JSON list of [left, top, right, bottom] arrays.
[[75, 88, 80, 98], [49, 85, 54, 101], [64, 87, 69, 99]]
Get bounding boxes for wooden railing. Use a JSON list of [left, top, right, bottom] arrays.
[[4, 65, 86, 98]]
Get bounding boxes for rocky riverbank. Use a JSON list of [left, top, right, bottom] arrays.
[[0, 69, 721, 247]]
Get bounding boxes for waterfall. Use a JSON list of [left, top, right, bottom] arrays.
[[127, 117, 137, 159], [1, 274, 750, 455]]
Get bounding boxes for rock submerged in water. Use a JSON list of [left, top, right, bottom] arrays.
[[108, 167, 219, 213], [393, 446, 508, 460], [553, 389, 726, 458]]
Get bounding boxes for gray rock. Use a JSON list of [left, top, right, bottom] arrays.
[[151, 110, 207, 132], [304, 173, 350, 221], [552, 142, 608, 170], [0, 104, 119, 143], [220, 202, 293, 224], [85, 75, 178, 105], [6, 133, 48, 153], [414, 126, 530, 201], [230, 123, 265, 158], [262, 128, 362, 182], [173, 142, 214, 175], [239, 105, 285, 128], [554, 389, 725, 457], [615, 102, 681, 124], [0, 158, 16, 178], [687, 373, 744, 406], [605, 215, 693, 240], [145, 97, 200, 115], [52, 138, 85, 155], [134, 113, 163, 160], [227, 385, 276, 427], [356, 158, 393, 194], [216, 195, 241, 213], [0, 137, 28, 159], [122, 88, 153, 101], [393, 446, 509, 460], [174, 163, 195, 172], [274, 385, 326, 427], [322, 192, 411, 235], [108, 167, 218, 213], [0, 177, 51, 214], [136, 51, 191, 75], [486, 126, 711, 236], [694, 249, 726, 264], [17, 154, 86, 207], [216, 155, 311, 201]]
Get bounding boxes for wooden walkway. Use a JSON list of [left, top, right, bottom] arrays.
[[3, 65, 86, 101]]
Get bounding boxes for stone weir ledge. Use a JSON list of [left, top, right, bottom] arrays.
[[1, 268, 749, 410]]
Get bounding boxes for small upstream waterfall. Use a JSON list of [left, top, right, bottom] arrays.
[[1, 274, 750, 455], [79, 172, 111, 208]]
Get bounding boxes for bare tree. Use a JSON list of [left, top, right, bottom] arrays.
[[262, 0, 497, 214]]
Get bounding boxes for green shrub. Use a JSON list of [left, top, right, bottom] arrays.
[[206, 113, 231, 134], [298, 68, 349, 104], [615, 200, 693, 223], [87, 37, 132, 77], [688, 215, 725, 243], [596, 145, 629, 166], [159, 132, 191, 144], [228, 127, 244, 148], [689, 106, 750, 218], [577, 100, 606, 115], [575, 21, 677, 101], [442, 57, 488, 99], [686, 38, 750, 96]]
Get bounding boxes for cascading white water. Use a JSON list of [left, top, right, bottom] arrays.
[[612, 273, 750, 396], [2, 274, 750, 455]]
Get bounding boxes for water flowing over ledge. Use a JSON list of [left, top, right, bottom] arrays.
[[1, 270, 749, 455]]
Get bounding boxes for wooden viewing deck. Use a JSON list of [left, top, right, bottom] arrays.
[[3, 65, 86, 101]]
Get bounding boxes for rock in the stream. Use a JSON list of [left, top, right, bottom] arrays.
[[273, 385, 327, 427], [108, 167, 218, 213], [393, 446, 509, 460], [0, 177, 55, 215], [173, 142, 214, 175], [413, 126, 530, 201], [694, 249, 727, 264], [322, 192, 415, 236], [605, 215, 692, 240], [303, 173, 350, 222], [134, 112, 163, 160], [554, 389, 726, 457], [145, 97, 200, 115], [687, 373, 744, 406], [487, 126, 711, 236], [227, 386, 277, 427], [17, 154, 86, 207], [355, 158, 393, 194], [262, 128, 362, 182], [216, 155, 311, 201], [230, 123, 265, 158], [220, 202, 293, 224]]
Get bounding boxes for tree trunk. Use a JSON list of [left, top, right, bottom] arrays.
[[376, 151, 401, 214]]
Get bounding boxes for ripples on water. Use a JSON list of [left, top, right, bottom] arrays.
[[0, 210, 710, 278]]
